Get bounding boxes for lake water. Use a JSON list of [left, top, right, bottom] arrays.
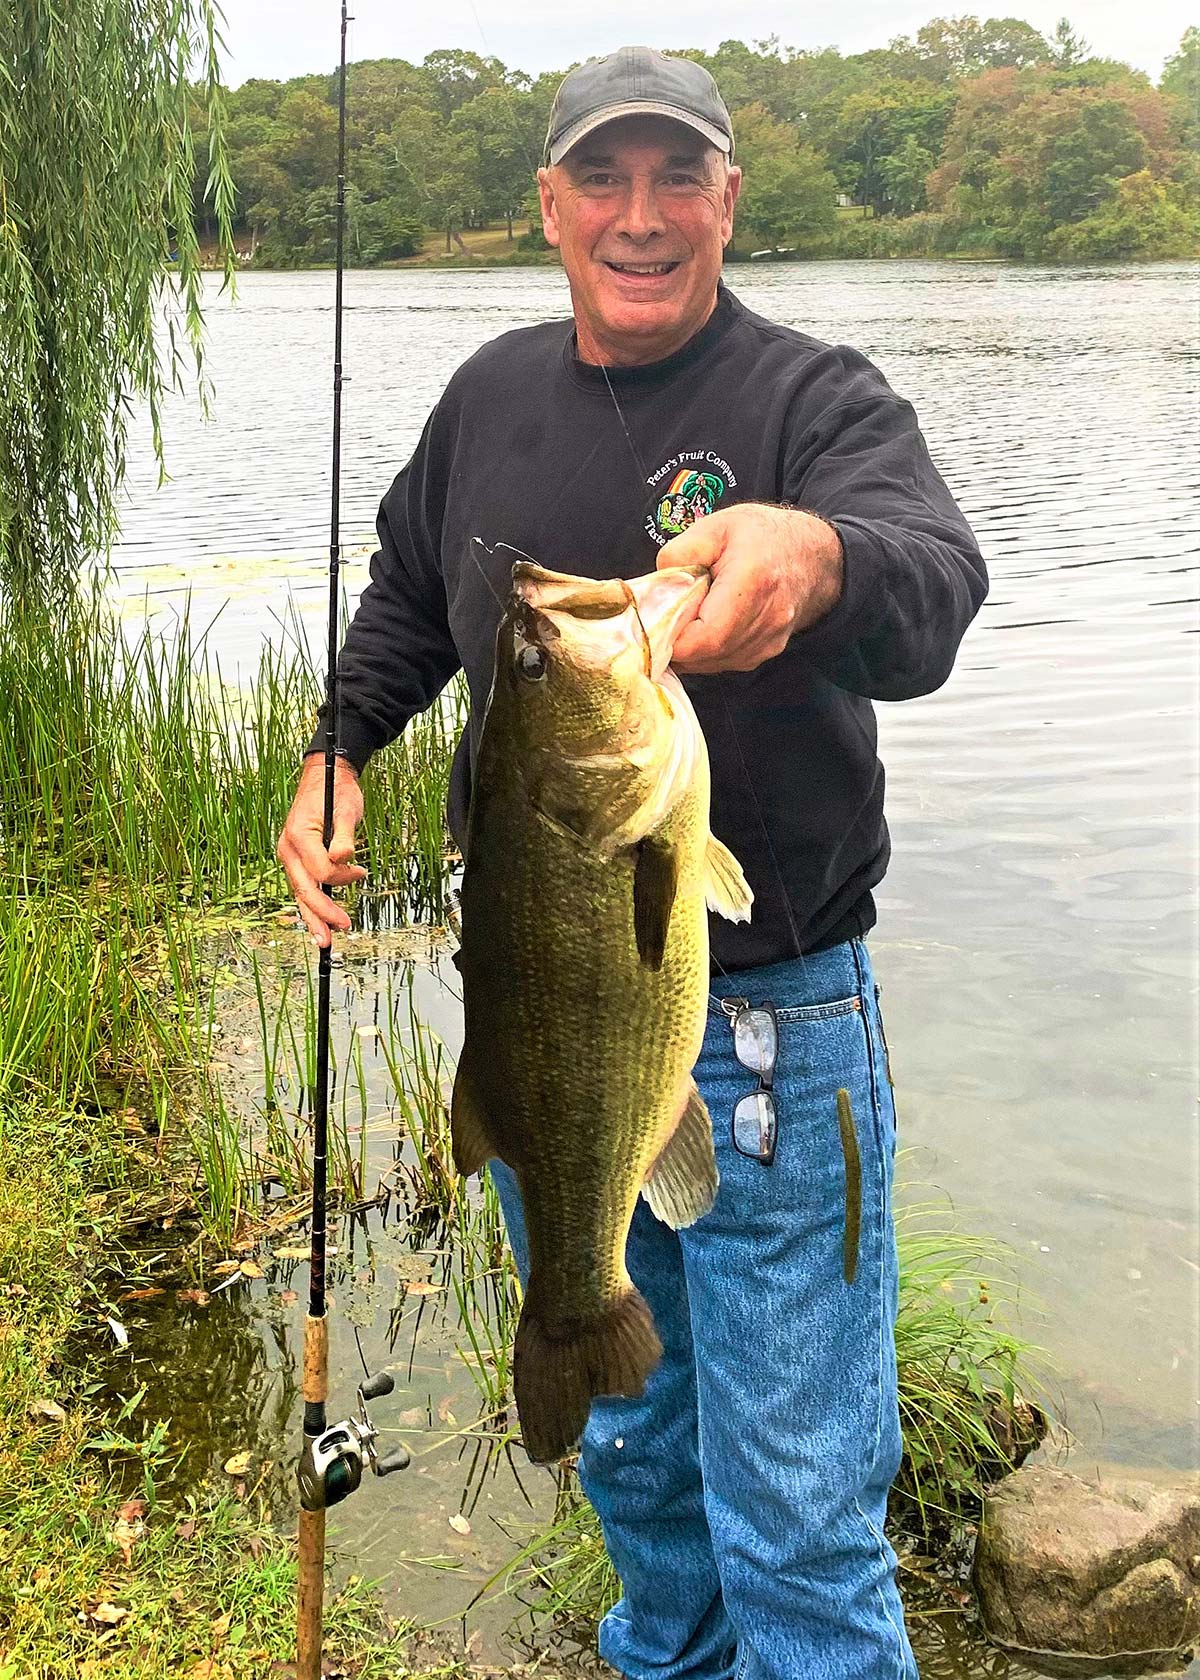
[[110, 262, 1199, 1670]]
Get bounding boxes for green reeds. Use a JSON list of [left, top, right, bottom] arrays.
[[1, 585, 461, 925]]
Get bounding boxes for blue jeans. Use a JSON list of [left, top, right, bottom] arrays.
[[488, 939, 916, 1680]]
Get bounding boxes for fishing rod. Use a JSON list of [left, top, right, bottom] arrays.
[[295, 7, 409, 1677]]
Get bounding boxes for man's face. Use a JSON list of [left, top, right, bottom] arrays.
[[538, 116, 741, 367]]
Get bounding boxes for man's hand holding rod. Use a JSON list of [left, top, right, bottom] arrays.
[[277, 754, 366, 945]]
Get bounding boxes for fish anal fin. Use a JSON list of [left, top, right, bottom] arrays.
[[705, 833, 753, 924], [641, 1080, 718, 1229], [514, 1284, 662, 1464], [450, 1061, 497, 1176], [633, 833, 679, 970]]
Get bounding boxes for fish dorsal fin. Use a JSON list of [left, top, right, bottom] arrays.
[[705, 834, 753, 923], [641, 1081, 718, 1229]]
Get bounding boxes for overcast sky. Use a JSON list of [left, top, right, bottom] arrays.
[[214, 0, 1192, 89]]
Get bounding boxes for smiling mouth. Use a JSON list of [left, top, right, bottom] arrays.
[[602, 261, 681, 276]]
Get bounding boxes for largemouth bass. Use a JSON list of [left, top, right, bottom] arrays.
[[451, 561, 752, 1464]]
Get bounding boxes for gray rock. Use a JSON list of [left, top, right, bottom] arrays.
[[973, 1464, 1200, 1676]]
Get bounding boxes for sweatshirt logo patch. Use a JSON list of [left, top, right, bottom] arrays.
[[644, 450, 738, 548]]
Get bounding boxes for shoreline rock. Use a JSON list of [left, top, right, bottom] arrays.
[[973, 1464, 1200, 1676]]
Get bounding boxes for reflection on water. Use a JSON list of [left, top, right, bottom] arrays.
[[109, 262, 1199, 1674]]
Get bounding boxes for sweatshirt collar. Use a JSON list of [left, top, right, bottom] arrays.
[[563, 283, 740, 391]]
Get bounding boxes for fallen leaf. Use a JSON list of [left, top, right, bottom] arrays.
[[436, 1396, 457, 1425], [210, 1608, 233, 1643], [223, 1450, 252, 1477], [405, 1280, 441, 1297], [246, 1533, 264, 1561], [239, 1261, 264, 1279], [176, 1288, 210, 1307], [278, 1289, 298, 1306], [272, 1245, 311, 1261], [105, 1316, 129, 1347], [111, 1496, 146, 1566], [120, 1286, 165, 1302], [448, 1512, 471, 1536], [79, 1600, 129, 1628], [211, 1260, 241, 1277], [30, 1396, 67, 1425], [176, 1518, 198, 1540]]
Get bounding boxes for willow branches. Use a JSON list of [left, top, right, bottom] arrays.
[[0, 0, 236, 603]]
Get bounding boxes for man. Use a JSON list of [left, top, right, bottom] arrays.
[[278, 46, 987, 1680]]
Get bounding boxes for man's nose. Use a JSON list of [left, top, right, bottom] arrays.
[[613, 177, 667, 243]]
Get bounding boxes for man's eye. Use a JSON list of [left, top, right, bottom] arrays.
[[583, 173, 619, 187]]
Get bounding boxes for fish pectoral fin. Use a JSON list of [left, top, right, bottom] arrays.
[[641, 1080, 718, 1229], [450, 1062, 498, 1176], [632, 832, 679, 970], [704, 833, 753, 924]]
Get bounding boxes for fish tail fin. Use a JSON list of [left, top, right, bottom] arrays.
[[514, 1283, 662, 1464]]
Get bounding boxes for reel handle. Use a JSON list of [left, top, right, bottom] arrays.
[[359, 1370, 395, 1402], [375, 1444, 411, 1477]]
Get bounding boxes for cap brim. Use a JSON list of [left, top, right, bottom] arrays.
[[548, 101, 732, 167]]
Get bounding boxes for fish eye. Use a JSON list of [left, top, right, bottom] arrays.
[[516, 644, 548, 682]]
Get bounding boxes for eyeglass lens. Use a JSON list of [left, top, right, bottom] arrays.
[[734, 1007, 778, 1079], [733, 1090, 777, 1161]]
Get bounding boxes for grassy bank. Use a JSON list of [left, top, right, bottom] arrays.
[[0, 1099, 431, 1677], [0, 586, 1046, 1671]]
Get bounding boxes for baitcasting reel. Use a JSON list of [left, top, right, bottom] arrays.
[[297, 1370, 411, 1512]]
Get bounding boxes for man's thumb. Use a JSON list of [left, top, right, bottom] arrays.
[[329, 810, 358, 864], [655, 512, 725, 572]]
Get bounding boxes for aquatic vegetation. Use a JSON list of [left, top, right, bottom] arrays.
[[0, 587, 460, 926]]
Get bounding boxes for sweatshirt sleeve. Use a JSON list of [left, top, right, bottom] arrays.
[[780, 348, 988, 700], [306, 405, 462, 772]]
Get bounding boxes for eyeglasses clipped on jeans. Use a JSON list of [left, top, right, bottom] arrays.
[[722, 1000, 779, 1166]]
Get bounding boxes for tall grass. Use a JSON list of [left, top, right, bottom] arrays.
[[1, 586, 461, 924]]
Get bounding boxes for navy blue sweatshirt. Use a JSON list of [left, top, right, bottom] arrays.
[[316, 285, 987, 973]]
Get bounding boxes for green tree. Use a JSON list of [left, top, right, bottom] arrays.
[[910, 14, 1049, 75], [1037, 93, 1146, 222], [1161, 27, 1200, 146], [1049, 18, 1090, 68], [0, 0, 235, 604], [880, 134, 937, 213], [733, 103, 837, 247], [1045, 167, 1200, 257], [452, 85, 546, 236]]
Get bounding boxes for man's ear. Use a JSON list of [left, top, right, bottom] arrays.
[[722, 166, 742, 248], [537, 166, 562, 249]]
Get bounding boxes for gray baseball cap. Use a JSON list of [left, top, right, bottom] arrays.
[[544, 46, 735, 168]]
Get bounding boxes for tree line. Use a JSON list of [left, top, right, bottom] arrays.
[[189, 18, 1199, 265]]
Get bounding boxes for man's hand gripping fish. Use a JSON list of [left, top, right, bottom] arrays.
[[451, 561, 752, 1464]]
